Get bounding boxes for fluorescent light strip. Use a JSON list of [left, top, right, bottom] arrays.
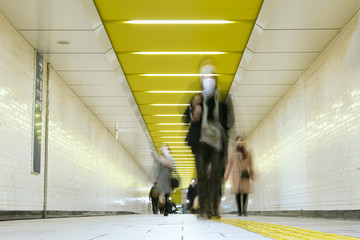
[[147, 91, 201, 93], [167, 146, 191, 149], [161, 136, 186, 139], [156, 123, 189, 125], [125, 20, 233, 24], [173, 158, 194, 160], [158, 130, 188, 133], [172, 154, 194, 157], [154, 114, 184, 117], [175, 167, 196, 169], [164, 141, 187, 144], [134, 51, 225, 55], [151, 104, 189, 106], [170, 150, 192, 153], [142, 74, 218, 77]]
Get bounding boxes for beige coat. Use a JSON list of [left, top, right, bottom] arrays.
[[224, 148, 254, 194]]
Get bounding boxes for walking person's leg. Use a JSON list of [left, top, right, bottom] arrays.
[[209, 149, 222, 218], [197, 143, 211, 217], [235, 194, 241, 216], [242, 194, 248, 216]]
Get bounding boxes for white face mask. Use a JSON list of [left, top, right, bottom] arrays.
[[191, 179, 195, 184], [161, 146, 169, 155], [202, 77, 216, 97]]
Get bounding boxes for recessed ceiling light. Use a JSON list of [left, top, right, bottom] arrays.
[[57, 40, 70, 45], [125, 20, 233, 24]]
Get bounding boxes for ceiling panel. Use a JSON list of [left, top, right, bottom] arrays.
[[257, 0, 360, 29], [106, 23, 253, 52], [71, 85, 126, 97], [232, 96, 282, 106], [80, 97, 132, 107], [95, 0, 263, 20], [0, 0, 101, 29], [97, 114, 139, 122], [128, 75, 233, 92], [89, 106, 135, 115], [233, 106, 273, 115], [117, 53, 242, 74], [43, 53, 119, 71], [234, 70, 302, 85], [231, 84, 291, 97], [103, 121, 142, 128], [59, 71, 122, 85], [139, 105, 189, 115], [20, 27, 111, 53], [248, 25, 339, 52], [240, 50, 319, 70]]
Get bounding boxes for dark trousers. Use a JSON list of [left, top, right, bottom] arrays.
[[197, 143, 223, 216], [235, 193, 248, 214], [151, 198, 159, 214], [164, 193, 170, 216]]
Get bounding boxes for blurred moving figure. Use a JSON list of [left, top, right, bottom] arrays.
[[224, 136, 255, 216], [187, 178, 198, 213], [156, 143, 176, 216], [184, 58, 234, 218], [159, 194, 165, 214], [149, 181, 160, 214]]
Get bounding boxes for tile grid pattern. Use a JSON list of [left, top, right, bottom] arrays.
[[0, 12, 150, 213], [222, 10, 360, 212]]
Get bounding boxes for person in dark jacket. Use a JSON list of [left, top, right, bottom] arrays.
[[187, 178, 198, 213], [183, 58, 234, 219], [149, 181, 160, 214]]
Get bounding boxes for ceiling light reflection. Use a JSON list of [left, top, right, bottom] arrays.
[[125, 20, 233, 24]]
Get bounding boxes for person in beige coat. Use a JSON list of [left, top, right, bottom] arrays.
[[224, 136, 255, 216]]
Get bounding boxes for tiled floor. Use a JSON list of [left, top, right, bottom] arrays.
[[0, 214, 358, 240]]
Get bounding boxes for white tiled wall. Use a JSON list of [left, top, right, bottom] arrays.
[[223, 11, 360, 212], [0, 13, 45, 210], [0, 12, 150, 213]]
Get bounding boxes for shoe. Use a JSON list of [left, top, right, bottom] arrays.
[[237, 212, 242, 216], [243, 212, 247, 217]]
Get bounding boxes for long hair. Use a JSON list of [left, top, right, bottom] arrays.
[[236, 135, 248, 159]]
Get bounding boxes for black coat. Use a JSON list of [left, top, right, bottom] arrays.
[[183, 94, 233, 148]]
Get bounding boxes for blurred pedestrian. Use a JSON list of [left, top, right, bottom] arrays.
[[159, 194, 165, 214], [187, 178, 198, 213], [149, 181, 160, 214], [224, 136, 255, 216], [156, 143, 176, 216], [184, 58, 234, 219]]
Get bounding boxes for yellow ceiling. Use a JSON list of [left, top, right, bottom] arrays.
[[94, 0, 263, 187]]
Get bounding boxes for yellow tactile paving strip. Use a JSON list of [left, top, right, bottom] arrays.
[[214, 217, 360, 240]]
